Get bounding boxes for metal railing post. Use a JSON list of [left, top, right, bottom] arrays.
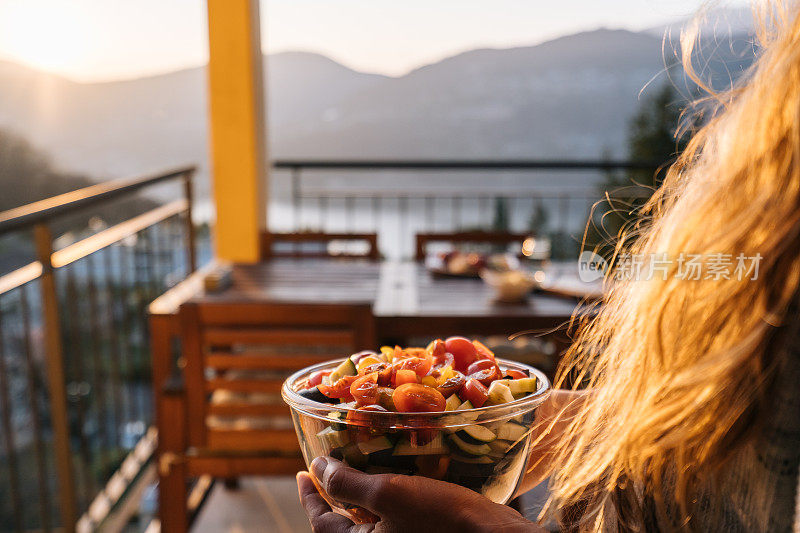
[[33, 223, 77, 532], [292, 166, 301, 231], [183, 169, 197, 273]]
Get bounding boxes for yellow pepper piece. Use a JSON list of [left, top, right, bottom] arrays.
[[421, 376, 438, 388], [357, 356, 382, 372]]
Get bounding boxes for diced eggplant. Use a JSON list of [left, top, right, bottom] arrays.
[[316, 427, 350, 449], [358, 435, 393, 455], [340, 443, 368, 468], [456, 424, 496, 444], [299, 386, 337, 404], [449, 433, 492, 456]]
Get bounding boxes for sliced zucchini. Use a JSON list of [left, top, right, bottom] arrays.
[[328, 357, 358, 383], [508, 377, 538, 397], [496, 422, 529, 442], [316, 427, 350, 449], [456, 424, 496, 444], [445, 394, 462, 411], [444, 401, 478, 433], [486, 380, 515, 405], [393, 434, 448, 456], [450, 454, 495, 464], [488, 438, 512, 457], [449, 433, 492, 456], [358, 435, 393, 455]]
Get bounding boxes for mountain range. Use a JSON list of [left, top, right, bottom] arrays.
[[0, 17, 757, 207]]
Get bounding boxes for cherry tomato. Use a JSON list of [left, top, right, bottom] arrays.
[[306, 370, 331, 388], [394, 355, 433, 378], [437, 372, 466, 397], [459, 378, 489, 408], [392, 383, 446, 412], [445, 336, 479, 372], [350, 372, 379, 406], [317, 375, 356, 401], [394, 368, 418, 387], [346, 403, 388, 426], [472, 340, 496, 361], [428, 339, 455, 367], [467, 359, 501, 387], [504, 369, 528, 380], [428, 339, 446, 359]]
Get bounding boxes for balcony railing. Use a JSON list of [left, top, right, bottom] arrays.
[[271, 159, 659, 260], [0, 166, 197, 532]]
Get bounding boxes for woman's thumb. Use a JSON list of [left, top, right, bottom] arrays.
[[311, 457, 385, 511]]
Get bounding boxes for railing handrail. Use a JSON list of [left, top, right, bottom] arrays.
[[273, 159, 663, 170], [0, 164, 196, 235]]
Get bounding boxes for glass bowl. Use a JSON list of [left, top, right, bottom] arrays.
[[282, 358, 551, 522]]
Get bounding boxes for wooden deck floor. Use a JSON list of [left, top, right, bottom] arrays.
[[191, 477, 311, 533], [190, 477, 556, 533]]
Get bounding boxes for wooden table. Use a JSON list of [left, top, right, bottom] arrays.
[[181, 259, 584, 343]]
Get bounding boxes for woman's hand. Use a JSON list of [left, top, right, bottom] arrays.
[[297, 457, 543, 533]]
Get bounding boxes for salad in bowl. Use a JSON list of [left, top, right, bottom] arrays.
[[282, 337, 550, 522]]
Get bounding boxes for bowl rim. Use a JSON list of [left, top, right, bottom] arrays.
[[282, 356, 551, 418]]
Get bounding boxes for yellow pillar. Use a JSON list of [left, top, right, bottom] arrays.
[[206, 0, 267, 262]]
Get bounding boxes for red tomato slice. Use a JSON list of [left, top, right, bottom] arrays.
[[437, 372, 466, 397], [307, 370, 331, 388], [459, 378, 489, 408], [505, 369, 528, 380], [445, 336, 479, 372], [394, 368, 418, 387], [472, 340, 496, 361], [318, 375, 356, 401], [346, 404, 388, 426], [394, 355, 433, 378], [361, 362, 393, 386], [350, 372, 379, 406], [392, 383, 446, 412], [466, 359, 501, 387]]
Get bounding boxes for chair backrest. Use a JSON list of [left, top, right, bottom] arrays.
[[179, 301, 375, 453], [415, 231, 532, 261], [260, 232, 379, 260]]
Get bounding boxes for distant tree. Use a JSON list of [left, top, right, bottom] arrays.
[[492, 197, 510, 231], [0, 128, 157, 271], [528, 198, 548, 235], [584, 83, 689, 258]]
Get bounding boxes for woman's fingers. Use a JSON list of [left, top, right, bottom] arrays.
[[297, 472, 360, 533]]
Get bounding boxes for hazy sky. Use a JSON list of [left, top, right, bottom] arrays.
[[0, 0, 744, 82]]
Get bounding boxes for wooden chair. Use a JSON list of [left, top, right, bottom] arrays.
[[157, 301, 375, 532], [415, 230, 532, 261], [260, 231, 379, 260]]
